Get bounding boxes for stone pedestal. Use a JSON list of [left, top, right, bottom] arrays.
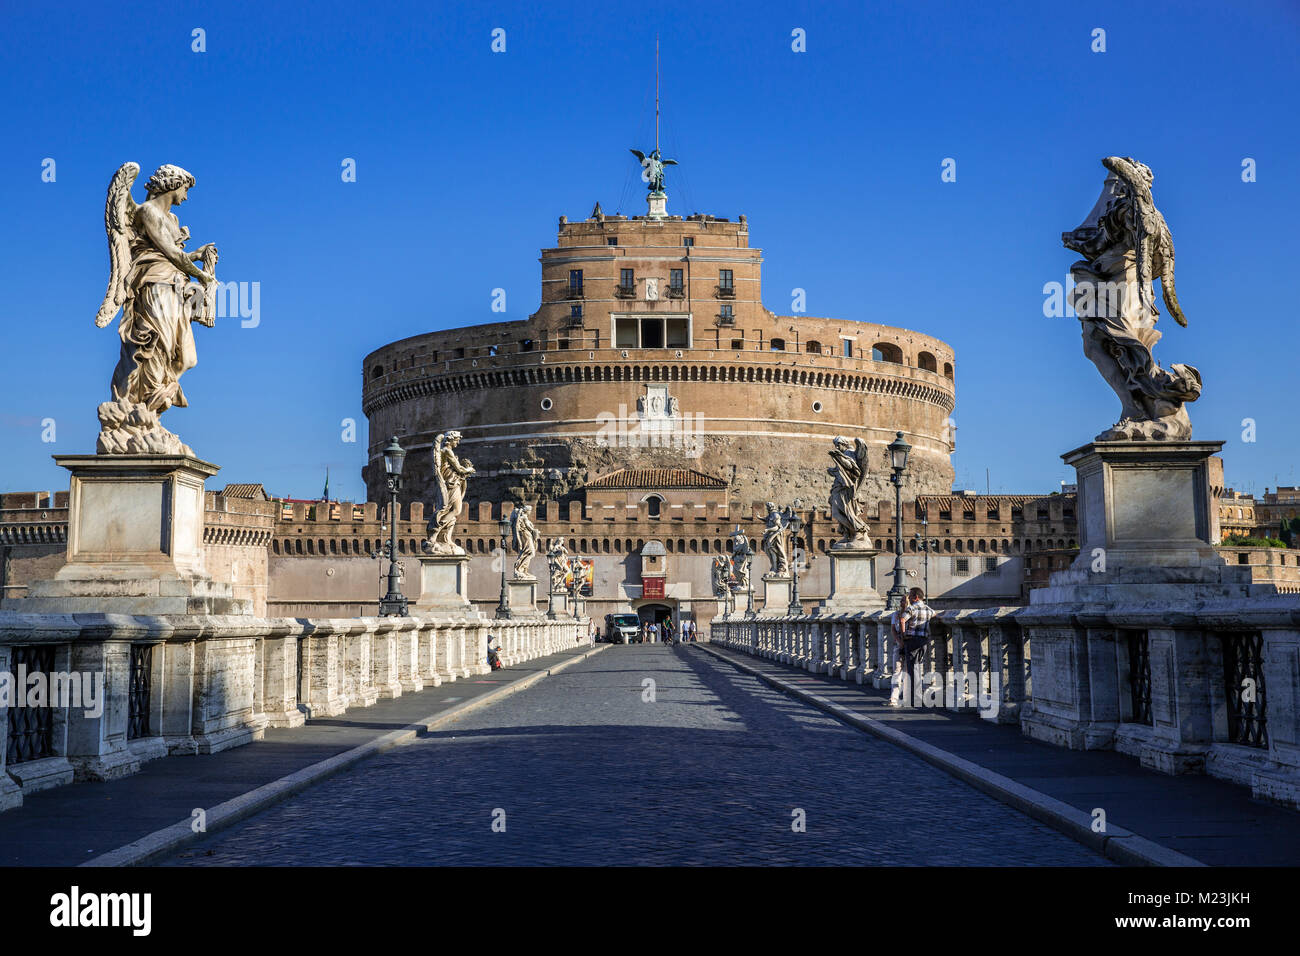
[[546, 588, 571, 620], [1036, 441, 1251, 604], [759, 575, 791, 615], [1022, 440, 1253, 759], [508, 577, 542, 617], [5, 454, 249, 615], [647, 190, 667, 219], [413, 553, 473, 615], [819, 547, 884, 613]]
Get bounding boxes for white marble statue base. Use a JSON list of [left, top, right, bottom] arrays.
[[413, 553, 474, 615], [759, 575, 791, 615], [819, 547, 884, 613], [508, 578, 542, 617], [3, 453, 249, 616]]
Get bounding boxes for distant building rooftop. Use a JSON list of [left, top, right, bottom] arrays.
[[584, 468, 728, 491], [222, 483, 271, 500]]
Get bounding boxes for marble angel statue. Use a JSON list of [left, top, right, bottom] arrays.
[[93, 162, 219, 455]]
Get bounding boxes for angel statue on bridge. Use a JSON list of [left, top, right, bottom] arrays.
[[426, 431, 475, 554], [828, 436, 872, 549], [511, 505, 540, 579], [93, 163, 220, 456]]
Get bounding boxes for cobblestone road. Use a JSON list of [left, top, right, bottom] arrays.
[[167, 646, 1108, 865]]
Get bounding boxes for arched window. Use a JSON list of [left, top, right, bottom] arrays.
[[943, 362, 954, 379], [806, 341, 822, 354], [770, 338, 786, 351], [917, 351, 938, 373], [371, 364, 384, 379], [872, 342, 903, 364], [645, 494, 664, 518]]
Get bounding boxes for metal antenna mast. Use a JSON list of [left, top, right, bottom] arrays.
[[655, 35, 660, 153]]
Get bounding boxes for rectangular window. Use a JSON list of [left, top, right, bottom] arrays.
[[607, 237, 618, 246], [666, 318, 689, 348], [568, 269, 583, 291], [955, 557, 970, 574], [620, 268, 634, 289], [842, 339, 853, 358], [719, 269, 733, 290], [683, 237, 694, 247], [719, 304, 734, 321], [730, 338, 744, 350], [615, 318, 638, 348], [640, 318, 665, 349], [557, 339, 569, 350], [669, 268, 683, 290], [985, 557, 997, 572], [570, 305, 583, 321]]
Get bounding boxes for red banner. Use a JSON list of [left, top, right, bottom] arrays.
[[642, 577, 665, 599]]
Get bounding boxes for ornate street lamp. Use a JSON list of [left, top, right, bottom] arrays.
[[787, 507, 805, 616], [914, 517, 939, 602], [377, 436, 409, 616], [495, 513, 512, 619], [885, 430, 912, 610]]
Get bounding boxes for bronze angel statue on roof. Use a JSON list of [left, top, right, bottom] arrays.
[[630, 147, 677, 193], [94, 162, 220, 455]]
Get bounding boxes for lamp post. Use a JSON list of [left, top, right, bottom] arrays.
[[885, 431, 912, 610], [914, 518, 939, 602], [377, 436, 409, 617], [787, 508, 805, 616], [495, 513, 512, 619]]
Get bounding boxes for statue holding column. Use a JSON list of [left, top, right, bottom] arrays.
[[1062, 156, 1201, 441], [93, 162, 220, 456], [828, 436, 871, 548], [729, 526, 753, 592], [711, 555, 732, 599], [426, 431, 474, 554], [546, 537, 570, 592], [511, 504, 539, 579]]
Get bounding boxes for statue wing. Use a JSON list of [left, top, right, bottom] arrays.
[[663, 159, 678, 166], [629, 149, 647, 164], [95, 162, 140, 328], [853, 438, 870, 482], [1152, 211, 1188, 328]]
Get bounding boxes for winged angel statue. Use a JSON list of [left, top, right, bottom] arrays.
[[425, 431, 475, 554], [92, 163, 219, 456], [828, 437, 872, 548], [1062, 157, 1200, 441]]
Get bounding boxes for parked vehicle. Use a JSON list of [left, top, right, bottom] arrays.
[[604, 613, 641, 644]]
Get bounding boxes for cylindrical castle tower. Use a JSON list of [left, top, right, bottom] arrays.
[[362, 206, 956, 512]]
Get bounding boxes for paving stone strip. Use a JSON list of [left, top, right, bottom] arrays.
[[0, 644, 606, 867], [696, 644, 1300, 866]]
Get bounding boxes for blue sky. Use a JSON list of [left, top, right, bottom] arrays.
[[1, 0, 1296, 502]]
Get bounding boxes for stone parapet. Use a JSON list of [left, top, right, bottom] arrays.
[[0, 609, 590, 812]]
